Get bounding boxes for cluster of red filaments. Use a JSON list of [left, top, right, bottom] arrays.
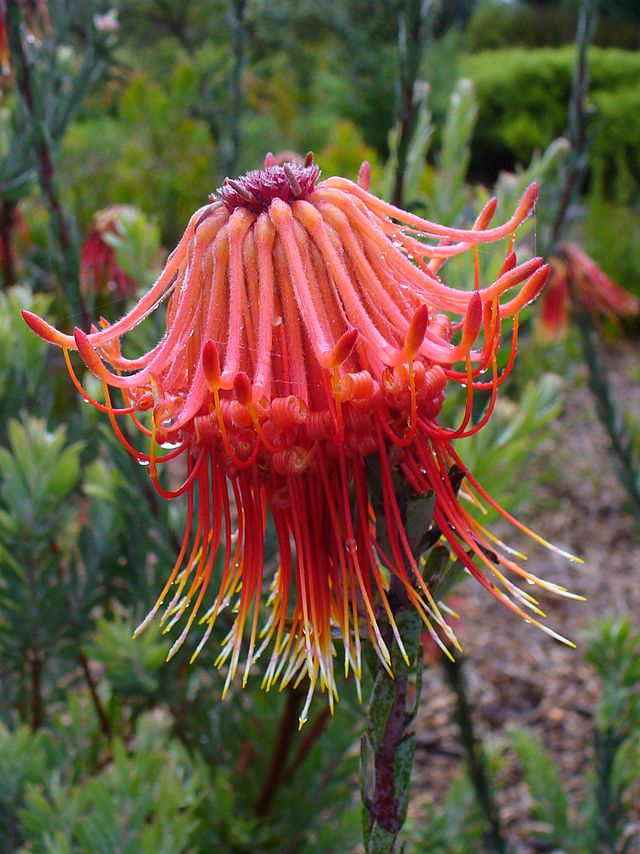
[[23, 153, 581, 724], [540, 242, 640, 339], [80, 206, 139, 298]]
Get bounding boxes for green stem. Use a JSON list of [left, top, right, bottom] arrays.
[[224, 0, 249, 177], [392, 0, 432, 208], [442, 654, 508, 854], [574, 303, 640, 519], [546, 0, 640, 517], [547, 0, 598, 252], [592, 727, 624, 853]]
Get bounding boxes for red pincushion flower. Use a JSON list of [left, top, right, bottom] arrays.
[[23, 154, 580, 723], [0, 11, 10, 79], [540, 243, 639, 339], [80, 206, 139, 298]]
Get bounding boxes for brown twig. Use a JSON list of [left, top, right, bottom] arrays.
[[283, 706, 332, 784], [29, 652, 43, 730], [233, 737, 254, 776], [255, 685, 304, 817], [0, 200, 17, 288], [78, 651, 112, 739]]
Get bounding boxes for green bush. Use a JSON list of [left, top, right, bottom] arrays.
[[61, 65, 214, 245], [460, 47, 640, 198], [467, 0, 578, 51], [468, 1, 640, 51], [590, 84, 640, 204]]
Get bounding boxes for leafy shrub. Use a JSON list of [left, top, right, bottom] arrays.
[[460, 47, 640, 197], [0, 724, 52, 851], [467, 0, 578, 51], [509, 617, 640, 853], [468, 1, 640, 51], [61, 65, 214, 245], [16, 711, 203, 854], [590, 84, 640, 205]]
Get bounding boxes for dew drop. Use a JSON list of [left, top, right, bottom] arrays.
[[345, 537, 358, 554], [137, 459, 150, 467], [272, 315, 283, 327]]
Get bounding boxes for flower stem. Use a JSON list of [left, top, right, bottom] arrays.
[[441, 653, 508, 854], [361, 459, 423, 852]]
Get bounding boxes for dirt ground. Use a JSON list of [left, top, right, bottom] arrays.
[[411, 339, 640, 852]]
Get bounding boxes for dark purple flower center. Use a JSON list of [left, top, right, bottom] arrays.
[[217, 161, 321, 213]]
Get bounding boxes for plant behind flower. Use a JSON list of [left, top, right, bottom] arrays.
[[540, 243, 640, 339]]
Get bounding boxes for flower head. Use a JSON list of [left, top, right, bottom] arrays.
[[23, 153, 580, 723], [0, 11, 10, 79], [80, 206, 139, 298], [540, 243, 639, 339]]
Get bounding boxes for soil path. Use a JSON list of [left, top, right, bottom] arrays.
[[412, 339, 640, 851]]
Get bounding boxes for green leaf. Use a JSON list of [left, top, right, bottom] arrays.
[[85, 613, 170, 698], [405, 492, 437, 557], [394, 733, 416, 830], [367, 673, 396, 753], [367, 820, 396, 854]]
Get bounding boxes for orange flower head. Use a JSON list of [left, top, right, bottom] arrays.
[[23, 153, 581, 724], [80, 205, 139, 298], [540, 243, 639, 339]]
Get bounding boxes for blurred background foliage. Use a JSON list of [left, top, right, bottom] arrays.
[[1, 0, 640, 850]]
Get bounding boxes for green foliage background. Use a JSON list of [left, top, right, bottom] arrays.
[[1, 0, 640, 851]]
